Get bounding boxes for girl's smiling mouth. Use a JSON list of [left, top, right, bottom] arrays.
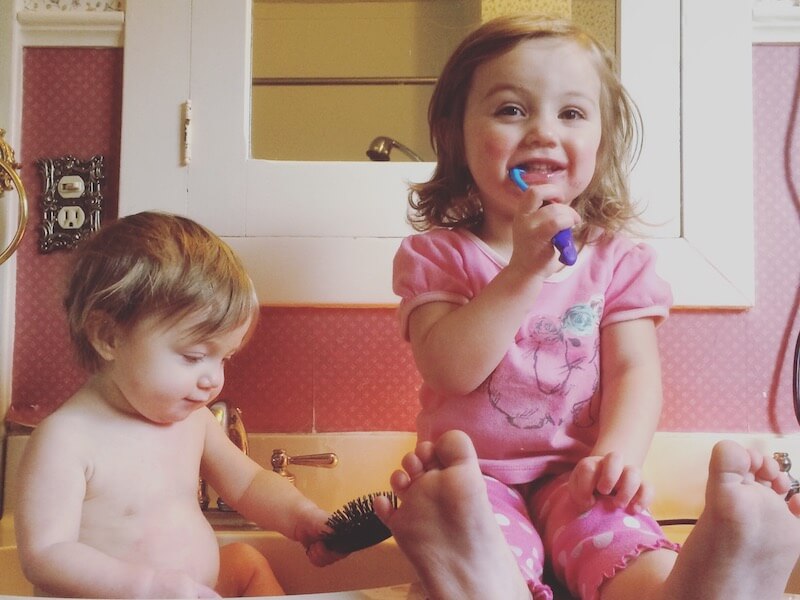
[[510, 160, 564, 185]]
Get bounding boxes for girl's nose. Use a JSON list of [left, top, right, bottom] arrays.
[[523, 115, 557, 147]]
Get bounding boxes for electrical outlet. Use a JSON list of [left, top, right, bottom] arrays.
[[56, 206, 86, 230]]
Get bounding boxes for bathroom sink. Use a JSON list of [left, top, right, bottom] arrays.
[[216, 529, 417, 596], [0, 530, 417, 598], [6, 432, 800, 598], [203, 508, 261, 531], [3, 524, 800, 599]]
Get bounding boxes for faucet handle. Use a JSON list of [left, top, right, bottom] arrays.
[[774, 451, 800, 500], [271, 449, 338, 484]]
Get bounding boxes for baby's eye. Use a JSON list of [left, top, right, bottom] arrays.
[[182, 354, 205, 364], [560, 108, 585, 121]]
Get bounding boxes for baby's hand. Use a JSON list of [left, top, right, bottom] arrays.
[[293, 505, 346, 567], [568, 453, 652, 514], [144, 568, 221, 598]]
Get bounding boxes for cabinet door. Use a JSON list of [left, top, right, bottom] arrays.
[[120, 0, 753, 308], [119, 0, 192, 217]]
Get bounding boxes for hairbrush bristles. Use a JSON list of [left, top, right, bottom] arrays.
[[323, 491, 398, 554]]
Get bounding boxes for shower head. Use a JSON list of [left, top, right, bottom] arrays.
[[366, 136, 424, 162]]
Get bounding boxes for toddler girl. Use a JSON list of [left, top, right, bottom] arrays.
[[382, 15, 800, 600]]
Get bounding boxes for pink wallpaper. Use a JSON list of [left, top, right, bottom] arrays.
[[7, 45, 800, 435], [8, 47, 122, 427]]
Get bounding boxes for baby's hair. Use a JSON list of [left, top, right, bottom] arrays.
[[64, 211, 260, 372], [409, 14, 642, 239]]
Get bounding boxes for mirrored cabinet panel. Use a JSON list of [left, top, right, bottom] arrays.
[[251, 0, 616, 162]]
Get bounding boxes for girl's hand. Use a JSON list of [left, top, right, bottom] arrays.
[[568, 452, 653, 514], [508, 184, 580, 276]]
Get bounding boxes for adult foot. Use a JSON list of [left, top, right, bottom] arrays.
[[659, 440, 800, 600], [375, 430, 531, 600]]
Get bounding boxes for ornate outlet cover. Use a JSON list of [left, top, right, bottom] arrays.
[[37, 155, 104, 253]]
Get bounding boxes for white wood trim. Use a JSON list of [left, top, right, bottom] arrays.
[[17, 9, 124, 47], [679, 0, 755, 307], [753, 5, 800, 43], [618, 1, 681, 239], [0, 0, 24, 428], [120, 0, 755, 308]]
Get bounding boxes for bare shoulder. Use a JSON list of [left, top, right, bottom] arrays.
[[23, 387, 121, 464]]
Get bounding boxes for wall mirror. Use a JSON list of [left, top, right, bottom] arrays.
[[251, 0, 616, 162], [118, 0, 753, 308]]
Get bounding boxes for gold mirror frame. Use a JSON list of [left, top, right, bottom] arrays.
[[0, 130, 28, 266]]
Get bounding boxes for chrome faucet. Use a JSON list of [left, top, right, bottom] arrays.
[[201, 401, 249, 511], [774, 451, 800, 500], [271, 448, 338, 485]]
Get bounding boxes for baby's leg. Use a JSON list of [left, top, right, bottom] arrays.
[[216, 542, 284, 597], [602, 440, 800, 600], [375, 429, 532, 600]]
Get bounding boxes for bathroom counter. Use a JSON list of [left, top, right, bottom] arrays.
[[4, 432, 800, 598]]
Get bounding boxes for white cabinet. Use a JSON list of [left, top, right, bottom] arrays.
[[119, 0, 754, 308]]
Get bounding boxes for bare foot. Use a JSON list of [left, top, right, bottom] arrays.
[[658, 440, 800, 600], [374, 430, 531, 600]]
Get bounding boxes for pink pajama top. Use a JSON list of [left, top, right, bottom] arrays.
[[393, 228, 673, 486]]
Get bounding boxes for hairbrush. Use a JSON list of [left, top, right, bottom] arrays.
[[509, 167, 578, 266], [322, 491, 398, 554]]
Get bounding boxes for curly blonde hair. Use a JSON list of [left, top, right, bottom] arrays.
[[409, 14, 641, 241], [64, 211, 259, 372]]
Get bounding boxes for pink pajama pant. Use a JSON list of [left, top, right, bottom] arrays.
[[484, 473, 681, 600]]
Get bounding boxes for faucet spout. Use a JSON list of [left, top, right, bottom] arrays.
[[205, 401, 250, 511], [209, 401, 249, 456]]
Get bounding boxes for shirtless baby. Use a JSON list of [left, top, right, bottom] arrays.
[[15, 212, 341, 598]]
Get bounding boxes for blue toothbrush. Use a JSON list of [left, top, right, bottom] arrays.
[[509, 167, 577, 266]]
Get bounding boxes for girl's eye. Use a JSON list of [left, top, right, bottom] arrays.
[[183, 354, 204, 364], [496, 105, 524, 118], [560, 108, 585, 121]]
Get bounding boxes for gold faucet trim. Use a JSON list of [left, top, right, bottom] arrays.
[[271, 449, 338, 485]]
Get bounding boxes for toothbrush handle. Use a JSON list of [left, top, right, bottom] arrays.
[[552, 228, 577, 266]]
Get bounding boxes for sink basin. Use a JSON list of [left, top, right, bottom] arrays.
[[5, 432, 800, 598], [204, 508, 261, 531], [0, 529, 418, 598], [216, 530, 416, 596]]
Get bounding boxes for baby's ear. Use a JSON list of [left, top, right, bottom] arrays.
[[85, 310, 119, 362]]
